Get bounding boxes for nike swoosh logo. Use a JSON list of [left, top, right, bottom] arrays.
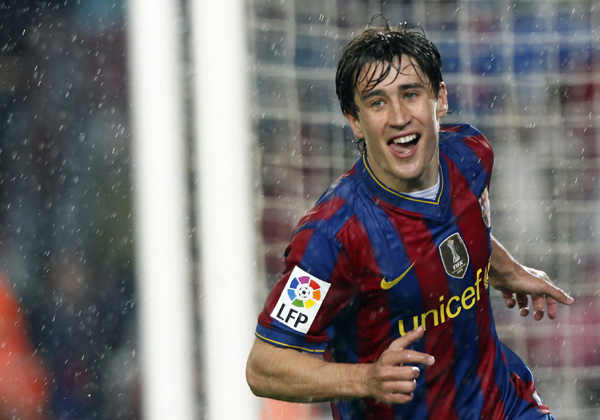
[[380, 262, 415, 290]]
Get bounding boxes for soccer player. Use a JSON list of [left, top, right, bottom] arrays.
[[246, 16, 574, 420]]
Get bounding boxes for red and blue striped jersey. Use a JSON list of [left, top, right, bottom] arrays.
[[256, 124, 551, 420]]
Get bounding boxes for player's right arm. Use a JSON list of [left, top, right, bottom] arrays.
[[246, 326, 435, 404]]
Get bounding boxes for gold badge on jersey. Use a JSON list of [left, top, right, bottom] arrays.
[[479, 187, 491, 228], [439, 233, 469, 279]]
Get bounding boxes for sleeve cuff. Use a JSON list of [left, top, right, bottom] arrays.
[[255, 323, 329, 354]]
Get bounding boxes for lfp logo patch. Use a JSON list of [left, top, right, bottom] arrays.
[[271, 266, 330, 334]]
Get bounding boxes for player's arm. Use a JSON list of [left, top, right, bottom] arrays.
[[246, 327, 434, 404], [488, 235, 574, 320]]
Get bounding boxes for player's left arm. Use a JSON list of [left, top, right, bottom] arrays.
[[488, 235, 574, 320]]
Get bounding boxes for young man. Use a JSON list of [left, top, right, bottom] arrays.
[[247, 17, 573, 420]]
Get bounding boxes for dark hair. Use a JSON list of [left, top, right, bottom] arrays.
[[335, 14, 443, 122]]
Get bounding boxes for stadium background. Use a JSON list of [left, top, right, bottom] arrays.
[[0, 0, 595, 419]]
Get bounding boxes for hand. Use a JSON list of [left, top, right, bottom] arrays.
[[490, 264, 574, 320], [364, 326, 434, 404]]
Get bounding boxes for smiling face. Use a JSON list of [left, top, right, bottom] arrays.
[[345, 55, 448, 193]]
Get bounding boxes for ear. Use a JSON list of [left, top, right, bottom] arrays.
[[345, 111, 365, 139], [436, 82, 449, 119]]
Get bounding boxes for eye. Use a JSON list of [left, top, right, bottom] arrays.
[[369, 99, 384, 108], [404, 92, 418, 100]]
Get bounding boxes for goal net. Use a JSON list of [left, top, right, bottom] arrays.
[[249, 1, 600, 418]]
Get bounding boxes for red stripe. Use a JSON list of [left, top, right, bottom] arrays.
[[329, 401, 342, 420], [298, 195, 347, 227], [445, 155, 506, 419], [463, 134, 494, 179], [442, 125, 464, 134], [259, 229, 314, 328], [442, 155, 490, 271], [509, 371, 551, 415], [387, 211, 460, 420], [311, 222, 356, 335], [339, 216, 395, 419], [342, 216, 392, 363], [499, 349, 551, 415]]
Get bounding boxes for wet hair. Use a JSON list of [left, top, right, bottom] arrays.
[[335, 14, 444, 150]]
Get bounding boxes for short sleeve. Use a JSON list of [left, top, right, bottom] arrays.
[[256, 226, 356, 354], [440, 123, 494, 195]]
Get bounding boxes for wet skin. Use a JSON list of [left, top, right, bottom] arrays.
[[346, 56, 449, 194]]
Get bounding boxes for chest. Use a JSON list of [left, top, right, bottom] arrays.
[[349, 191, 491, 325]]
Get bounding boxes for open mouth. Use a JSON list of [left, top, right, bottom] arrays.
[[389, 133, 420, 156]]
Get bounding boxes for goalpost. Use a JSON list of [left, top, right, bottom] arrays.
[[127, 0, 197, 419], [190, 0, 259, 419], [128, 0, 259, 419]]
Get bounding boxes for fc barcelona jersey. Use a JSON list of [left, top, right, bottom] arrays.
[[256, 124, 551, 420]]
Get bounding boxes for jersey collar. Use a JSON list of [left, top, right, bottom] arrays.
[[355, 152, 451, 219]]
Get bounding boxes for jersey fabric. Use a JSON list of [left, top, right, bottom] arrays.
[[256, 124, 551, 420]]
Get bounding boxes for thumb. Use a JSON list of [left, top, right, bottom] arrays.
[[388, 326, 425, 351]]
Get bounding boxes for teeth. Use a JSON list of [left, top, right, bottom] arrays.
[[392, 134, 418, 144]]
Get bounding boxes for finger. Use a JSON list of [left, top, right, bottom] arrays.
[[379, 369, 420, 405], [540, 283, 574, 306], [526, 281, 572, 319], [381, 349, 435, 368], [388, 326, 425, 351], [545, 295, 559, 320], [502, 291, 516, 308], [516, 293, 529, 317], [381, 391, 414, 405], [523, 267, 574, 306], [384, 366, 421, 381], [531, 294, 545, 320], [381, 377, 418, 395], [378, 364, 420, 381]]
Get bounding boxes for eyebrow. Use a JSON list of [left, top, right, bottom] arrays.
[[360, 83, 426, 101]]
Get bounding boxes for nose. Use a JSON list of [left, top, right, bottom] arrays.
[[389, 100, 411, 129]]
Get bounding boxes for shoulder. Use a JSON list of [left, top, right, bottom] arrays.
[[294, 167, 369, 245], [439, 123, 494, 176], [439, 123, 493, 156]]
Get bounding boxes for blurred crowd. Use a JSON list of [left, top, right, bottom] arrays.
[[0, 1, 138, 419]]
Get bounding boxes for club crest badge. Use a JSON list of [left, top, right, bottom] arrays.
[[439, 233, 469, 279], [479, 187, 491, 228]]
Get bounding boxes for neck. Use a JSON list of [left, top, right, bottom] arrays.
[[365, 153, 439, 194]]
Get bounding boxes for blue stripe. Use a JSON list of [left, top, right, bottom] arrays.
[[264, 228, 347, 350], [393, 379, 429, 420], [327, 295, 360, 364], [440, 123, 483, 138], [353, 192, 428, 331], [498, 341, 549, 420], [493, 330, 517, 418], [335, 400, 365, 420], [424, 217, 486, 420], [355, 203, 429, 420], [439, 129, 489, 197], [355, 200, 411, 288], [298, 225, 344, 282]]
